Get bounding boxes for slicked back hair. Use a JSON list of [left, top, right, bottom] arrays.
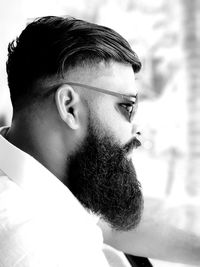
[[6, 16, 142, 112]]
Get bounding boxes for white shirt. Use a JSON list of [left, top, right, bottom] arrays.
[[0, 127, 110, 267], [0, 127, 132, 267]]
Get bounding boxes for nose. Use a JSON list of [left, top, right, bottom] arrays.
[[131, 124, 141, 137]]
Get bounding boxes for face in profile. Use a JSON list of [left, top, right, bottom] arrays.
[[67, 113, 143, 231]]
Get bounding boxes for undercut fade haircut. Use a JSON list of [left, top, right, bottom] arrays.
[[6, 16, 142, 112]]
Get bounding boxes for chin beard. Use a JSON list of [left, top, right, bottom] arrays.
[[67, 121, 143, 231]]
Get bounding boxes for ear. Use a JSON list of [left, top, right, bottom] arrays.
[[55, 84, 80, 130]]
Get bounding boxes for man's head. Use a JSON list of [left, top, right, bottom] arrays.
[[6, 16, 143, 231]]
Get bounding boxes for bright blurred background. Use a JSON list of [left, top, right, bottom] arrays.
[[0, 0, 200, 266]]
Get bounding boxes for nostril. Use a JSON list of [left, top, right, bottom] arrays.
[[131, 124, 141, 135]]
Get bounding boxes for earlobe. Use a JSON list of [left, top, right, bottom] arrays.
[[55, 84, 80, 130]]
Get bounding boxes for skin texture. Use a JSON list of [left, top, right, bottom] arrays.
[[6, 61, 200, 265]]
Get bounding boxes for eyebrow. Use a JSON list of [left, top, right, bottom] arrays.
[[124, 94, 138, 102]]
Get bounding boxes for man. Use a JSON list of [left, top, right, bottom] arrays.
[[0, 16, 199, 266]]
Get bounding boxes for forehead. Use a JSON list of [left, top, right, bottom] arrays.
[[66, 61, 137, 96]]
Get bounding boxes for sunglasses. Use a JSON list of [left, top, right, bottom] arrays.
[[43, 82, 138, 122]]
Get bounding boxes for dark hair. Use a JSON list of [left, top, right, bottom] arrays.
[[6, 16, 142, 112]]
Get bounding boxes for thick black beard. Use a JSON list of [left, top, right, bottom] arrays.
[[67, 122, 143, 231]]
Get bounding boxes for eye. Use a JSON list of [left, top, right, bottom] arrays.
[[121, 103, 133, 113], [119, 102, 136, 121]]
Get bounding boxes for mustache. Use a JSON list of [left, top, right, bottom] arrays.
[[123, 137, 141, 154]]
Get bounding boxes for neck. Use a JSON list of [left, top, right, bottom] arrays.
[[6, 117, 68, 183]]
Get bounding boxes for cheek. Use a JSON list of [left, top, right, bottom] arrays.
[[93, 100, 133, 145]]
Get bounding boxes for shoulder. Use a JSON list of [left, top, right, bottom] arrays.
[[0, 172, 109, 267], [0, 172, 33, 266], [0, 171, 31, 229]]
